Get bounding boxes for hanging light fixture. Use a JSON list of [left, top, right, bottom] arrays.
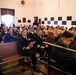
[[21, 0, 25, 5]]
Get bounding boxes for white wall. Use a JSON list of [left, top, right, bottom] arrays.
[[0, 0, 76, 28], [0, 0, 33, 26], [33, 0, 76, 28]]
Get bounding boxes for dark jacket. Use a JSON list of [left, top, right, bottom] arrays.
[[51, 39, 76, 66], [28, 32, 35, 40], [1, 31, 7, 37], [4, 33, 16, 43], [17, 35, 30, 55], [33, 34, 45, 47], [0, 36, 3, 43]]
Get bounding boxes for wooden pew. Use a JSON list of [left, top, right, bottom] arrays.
[[37, 36, 55, 75], [44, 42, 72, 75], [45, 36, 55, 44], [0, 42, 26, 65]]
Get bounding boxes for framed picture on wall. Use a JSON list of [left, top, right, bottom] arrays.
[[58, 17, 62, 20], [67, 16, 72, 20], [44, 18, 47, 21], [23, 17, 26, 23], [50, 17, 54, 21], [54, 21, 58, 25], [42, 21, 44, 24], [18, 19, 21, 23], [62, 21, 66, 25], [28, 20, 31, 23], [47, 21, 51, 24], [71, 21, 76, 25]]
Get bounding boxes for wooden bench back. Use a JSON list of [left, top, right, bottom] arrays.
[[45, 36, 55, 44], [0, 42, 19, 58]]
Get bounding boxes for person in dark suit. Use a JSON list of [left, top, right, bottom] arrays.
[[33, 29, 47, 57], [51, 31, 76, 74], [13, 27, 19, 40], [4, 29, 16, 43], [17, 29, 30, 55], [1, 27, 8, 36], [0, 35, 3, 43], [28, 27, 35, 40], [1, 27, 8, 41], [17, 29, 39, 72]]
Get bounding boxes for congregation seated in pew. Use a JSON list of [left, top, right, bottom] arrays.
[[1, 25, 76, 74], [4, 28, 18, 43], [17, 29, 47, 72], [51, 31, 76, 74]]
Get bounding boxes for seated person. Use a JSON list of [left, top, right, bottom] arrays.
[[0, 32, 3, 43], [28, 27, 35, 40], [51, 31, 76, 74], [1, 26, 8, 41], [0, 36, 3, 43], [1, 26, 8, 37], [13, 27, 19, 39], [33, 29, 47, 57], [17, 29, 31, 56], [4, 29, 16, 43], [17, 29, 41, 72]]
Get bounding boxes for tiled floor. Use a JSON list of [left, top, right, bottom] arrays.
[[0, 61, 48, 75]]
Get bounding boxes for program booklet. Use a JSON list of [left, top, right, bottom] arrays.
[[28, 41, 36, 48]]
